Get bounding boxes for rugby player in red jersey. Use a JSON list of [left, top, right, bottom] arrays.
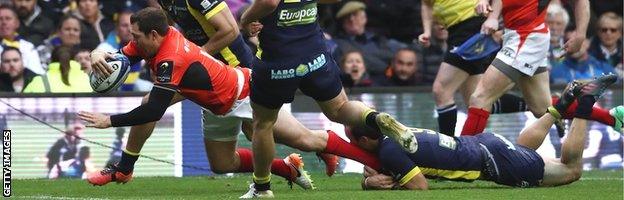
[[79, 8, 381, 189], [461, 0, 593, 136]]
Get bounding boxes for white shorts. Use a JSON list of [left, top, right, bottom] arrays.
[[201, 96, 252, 141], [493, 26, 550, 79], [201, 68, 251, 141]]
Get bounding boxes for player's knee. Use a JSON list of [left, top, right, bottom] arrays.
[[568, 168, 582, 182], [209, 162, 236, 174], [432, 82, 451, 103]]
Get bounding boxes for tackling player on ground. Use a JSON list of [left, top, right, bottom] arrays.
[[80, 8, 382, 190], [239, 0, 418, 197], [354, 74, 620, 189]]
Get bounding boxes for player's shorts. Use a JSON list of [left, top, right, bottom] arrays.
[[444, 17, 496, 75], [250, 52, 343, 109], [202, 68, 252, 141], [476, 132, 545, 187], [492, 25, 550, 82]]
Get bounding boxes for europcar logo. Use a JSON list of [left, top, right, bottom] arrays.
[[277, 3, 317, 27]]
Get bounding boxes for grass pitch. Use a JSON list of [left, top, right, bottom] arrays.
[[12, 170, 623, 200]]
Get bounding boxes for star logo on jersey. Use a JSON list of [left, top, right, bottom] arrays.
[[156, 61, 173, 83]]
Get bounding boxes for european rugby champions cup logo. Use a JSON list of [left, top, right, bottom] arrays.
[[3, 130, 11, 197]]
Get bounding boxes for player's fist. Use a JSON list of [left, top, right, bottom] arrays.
[[90, 50, 115, 77], [245, 21, 264, 37], [78, 111, 112, 129], [418, 33, 431, 48], [481, 18, 499, 35], [475, 0, 492, 16], [564, 34, 586, 55]]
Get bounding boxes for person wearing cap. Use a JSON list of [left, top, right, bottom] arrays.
[[419, 0, 527, 137], [334, 1, 407, 76]]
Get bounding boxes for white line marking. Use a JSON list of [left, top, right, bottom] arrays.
[[580, 177, 624, 181], [14, 195, 110, 200]]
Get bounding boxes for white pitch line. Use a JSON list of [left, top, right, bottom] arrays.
[[580, 177, 624, 181], [14, 195, 110, 200]]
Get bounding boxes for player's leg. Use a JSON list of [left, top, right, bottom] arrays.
[[541, 74, 618, 186], [250, 102, 280, 193], [270, 109, 382, 171], [433, 62, 470, 136], [518, 71, 551, 118], [462, 65, 514, 135], [87, 94, 184, 186], [301, 56, 417, 152]]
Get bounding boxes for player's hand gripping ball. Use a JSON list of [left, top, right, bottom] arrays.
[[89, 53, 131, 93]]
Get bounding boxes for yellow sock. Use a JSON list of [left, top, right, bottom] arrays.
[[253, 173, 272, 184], [123, 149, 140, 156], [547, 106, 562, 120]]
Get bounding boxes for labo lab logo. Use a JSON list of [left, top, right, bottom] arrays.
[[3, 130, 10, 197]]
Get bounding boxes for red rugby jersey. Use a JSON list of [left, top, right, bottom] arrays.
[[502, 0, 550, 32], [122, 27, 249, 115]]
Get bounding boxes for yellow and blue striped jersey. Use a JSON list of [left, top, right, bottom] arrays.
[[428, 0, 479, 28], [378, 129, 484, 186], [158, 0, 253, 67]]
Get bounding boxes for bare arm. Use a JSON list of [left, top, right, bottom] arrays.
[[400, 173, 429, 190], [418, 1, 434, 47], [203, 6, 240, 55], [564, 0, 590, 54], [240, 0, 280, 28]]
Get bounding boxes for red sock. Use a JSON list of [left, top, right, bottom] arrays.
[[324, 130, 381, 170], [461, 107, 490, 136], [235, 148, 294, 180], [551, 97, 615, 126]]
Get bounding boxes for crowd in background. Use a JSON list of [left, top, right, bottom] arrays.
[[0, 0, 621, 93]]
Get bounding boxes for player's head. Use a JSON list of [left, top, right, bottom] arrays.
[[130, 7, 169, 58], [349, 126, 383, 152]]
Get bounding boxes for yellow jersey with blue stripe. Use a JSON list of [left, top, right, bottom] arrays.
[[158, 0, 253, 67], [428, 0, 479, 28], [378, 128, 484, 186]]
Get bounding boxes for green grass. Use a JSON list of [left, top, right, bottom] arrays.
[[12, 170, 624, 199]]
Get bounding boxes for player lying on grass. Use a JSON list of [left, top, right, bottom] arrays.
[[352, 74, 620, 190], [78, 8, 384, 189]]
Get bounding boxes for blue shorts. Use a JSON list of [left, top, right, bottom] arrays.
[[250, 52, 343, 109], [476, 133, 545, 187]]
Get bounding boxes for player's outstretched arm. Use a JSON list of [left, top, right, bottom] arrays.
[[78, 87, 181, 128]]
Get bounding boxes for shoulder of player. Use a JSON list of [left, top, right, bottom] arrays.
[[187, 0, 224, 14]]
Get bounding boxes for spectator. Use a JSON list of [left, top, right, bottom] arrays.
[[365, 0, 423, 44], [72, 0, 114, 50], [96, 11, 132, 52], [588, 12, 622, 73], [38, 0, 71, 26], [38, 15, 82, 65], [46, 124, 84, 172], [100, 0, 151, 21], [0, 4, 44, 74], [23, 46, 92, 93], [546, 3, 569, 64], [333, 1, 406, 75], [550, 39, 616, 84], [73, 48, 91, 74], [339, 50, 373, 87], [13, 0, 54, 46], [0, 46, 36, 92], [417, 23, 448, 83], [48, 146, 95, 179], [372, 48, 422, 86]]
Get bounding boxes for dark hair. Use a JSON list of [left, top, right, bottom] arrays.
[[130, 7, 169, 36], [58, 15, 81, 31], [340, 50, 365, 67], [349, 126, 382, 140], [1, 46, 21, 59], [0, 4, 18, 19], [50, 46, 74, 86]]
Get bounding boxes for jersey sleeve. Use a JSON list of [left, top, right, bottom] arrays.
[[378, 138, 422, 186], [152, 55, 185, 92], [188, 0, 226, 19], [120, 41, 142, 65]]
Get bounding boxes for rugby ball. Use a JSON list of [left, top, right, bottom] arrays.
[[89, 53, 131, 93]]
